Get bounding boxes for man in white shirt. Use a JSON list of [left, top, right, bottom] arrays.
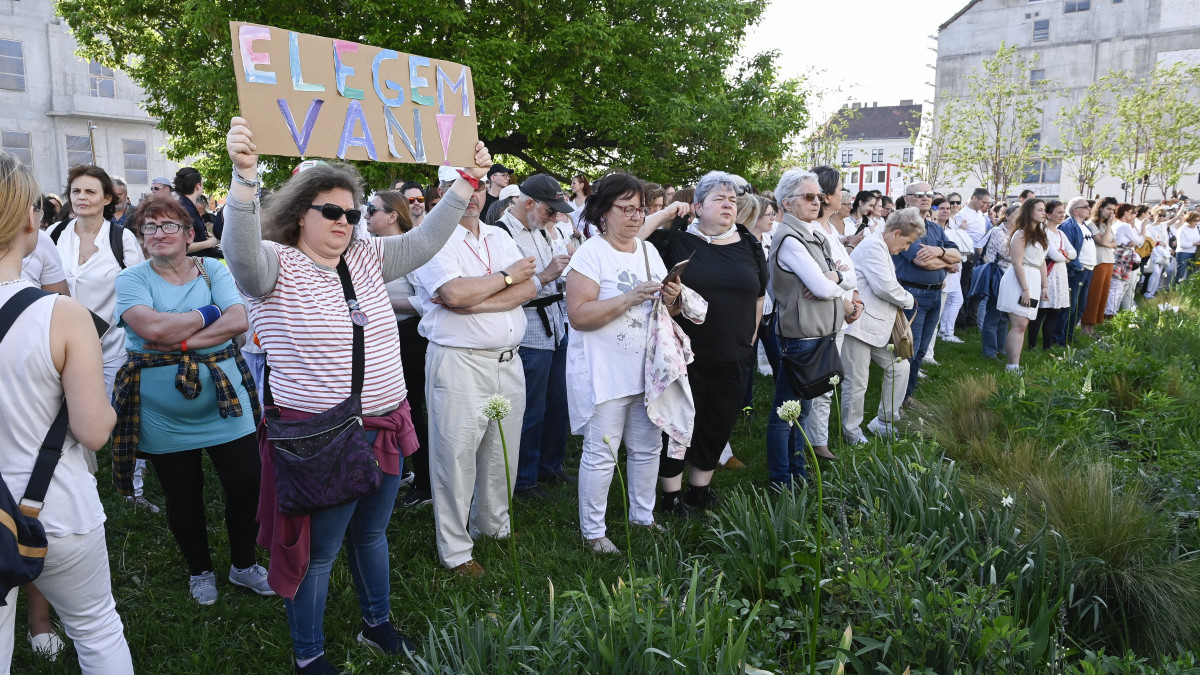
[[414, 176, 538, 578], [951, 188, 991, 329]]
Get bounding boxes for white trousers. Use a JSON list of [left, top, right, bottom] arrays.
[[926, 290, 948, 361], [0, 526, 133, 674], [840, 334, 909, 438], [940, 286, 964, 337], [802, 332, 844, 446], [577, 394, 661, 540], [426, 344, 526, 568], [1107, 276, 1130, 315]]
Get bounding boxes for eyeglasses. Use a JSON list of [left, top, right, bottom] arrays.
[[948, 200, 961, 206], [365, 204, 394, 217], [790, 193, 822, 203], [612, 204, 650, 218], [309, 203, 362, 224], [907, 191, 935, 199], [32, 201, 42, 212], [140, 222, 185, 235], [407, 196, 425, 204], [150, 185, 169, 192]]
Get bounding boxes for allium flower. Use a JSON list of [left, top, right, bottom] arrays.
[[482, 394, 512, 421], [776, 400, 803, 427], [886, 343, 895, 353], [828, 374, 841, 386], [1001, 494, 1014, 508]]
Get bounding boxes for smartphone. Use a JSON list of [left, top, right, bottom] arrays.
[[661, 253, 694, 287], [1027, 298, 1040, 309]]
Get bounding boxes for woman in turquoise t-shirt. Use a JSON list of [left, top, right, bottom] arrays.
[[113, 196, 271, 606]]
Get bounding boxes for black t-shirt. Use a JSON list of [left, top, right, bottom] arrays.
[[648, 227, 768, 362]]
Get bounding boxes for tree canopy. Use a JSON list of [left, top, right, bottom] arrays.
[[59, 0, 808, 189]]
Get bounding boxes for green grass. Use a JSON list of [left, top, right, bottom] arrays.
[[8, 308, 1184, 672]]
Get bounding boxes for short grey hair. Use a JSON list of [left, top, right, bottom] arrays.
[[885, 207, 927, 238], [774, 169, 820, 210], [1067, 196, 1089, 213], [693, 170, 739, 205], [111, 176, 127, 188]]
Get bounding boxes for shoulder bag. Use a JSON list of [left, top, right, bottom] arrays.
[[263, 259, 382, 515], [891, 300, 918, 360], [0, 288, 70, 605]]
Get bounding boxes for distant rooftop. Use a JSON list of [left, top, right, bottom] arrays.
[[834, 103, 923, 141]]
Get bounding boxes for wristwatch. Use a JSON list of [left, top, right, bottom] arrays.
[[501, 270, 514, 286]]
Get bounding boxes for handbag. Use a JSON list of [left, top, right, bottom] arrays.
[[263, 259, 382, 515], [892, 300, 918, 360], [781, 333, 844, 400], [0, 288, 70, 605]]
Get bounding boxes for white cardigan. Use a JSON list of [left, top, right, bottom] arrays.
[[846, 231, 915, 348]]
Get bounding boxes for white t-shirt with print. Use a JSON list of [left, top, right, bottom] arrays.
[[563, 236, 667, 433]]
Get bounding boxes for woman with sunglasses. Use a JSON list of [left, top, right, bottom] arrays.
[[223, 117, 492, 674], [112, 195, 269, 606]]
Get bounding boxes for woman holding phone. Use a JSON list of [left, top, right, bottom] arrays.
[[995, 198, 1048, 372]]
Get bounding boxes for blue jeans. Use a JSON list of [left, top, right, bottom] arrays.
[[981, 293, 1010, 357], [1177, 252, 1196, 286], [766, 337, 817, 487], [516, 338, 569, 490], [902, 286, 943, 399], [1055, 268, 1091, 345], [285, 430, 401, 662]]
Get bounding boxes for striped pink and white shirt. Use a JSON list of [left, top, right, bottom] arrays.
[[245, 239, 405, 415]]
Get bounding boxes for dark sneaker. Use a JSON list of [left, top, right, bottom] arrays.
[[514, 486, 547, 501], [296, 655, 341, 674], [656, 493, 699, 520], [357, 620, 417, 656], [683, 485, 720, 511], [539, 471, 577, 485], [397, 487, 433, 509]]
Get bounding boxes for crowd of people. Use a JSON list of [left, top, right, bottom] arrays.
[[1, 116, 1196, 673]]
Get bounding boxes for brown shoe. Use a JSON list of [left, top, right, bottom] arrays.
[[451, 560, 485, 579], [722, 456, 748, 470]]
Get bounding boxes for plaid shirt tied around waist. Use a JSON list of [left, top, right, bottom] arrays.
[[110, 344, 261, 496]]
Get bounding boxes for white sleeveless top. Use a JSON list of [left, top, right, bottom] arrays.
[[0, 281, 105, 537]]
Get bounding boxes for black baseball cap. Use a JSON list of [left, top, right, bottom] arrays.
[[487, 164, 514, 178], [520, 174, 573, 213]]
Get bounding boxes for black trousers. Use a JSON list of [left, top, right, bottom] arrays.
[[147, 433, 261, 576], [397, 316, 431, 493], [1026, 307, 1063, 350], [659, 357, 752, 477]]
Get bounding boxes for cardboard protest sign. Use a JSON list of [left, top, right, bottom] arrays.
[[229, 22, 477, 166]]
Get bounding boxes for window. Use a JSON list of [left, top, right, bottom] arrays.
[[841, 149, 853, 164], [1033, 20, 1050, 42], [1029, 132, 1042, 151], [1030, 69, 1046, 82], [902, 147, 914, 162], [1065, 0, 1090, 10], [122, 139, 148, 185], [876, 170, 886, 183], [66, 135, 93, 167], [1, 131, 33, 168], [871, 149, 883, 162], [89, 61, 115, 98], [0, 39, 25, 92], [1021, 158, 1062, 184]]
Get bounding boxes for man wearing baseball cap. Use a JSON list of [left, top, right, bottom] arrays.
[[150, 176, 172, 195], [484, 164, 514, 216]]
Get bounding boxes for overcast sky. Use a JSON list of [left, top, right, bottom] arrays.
[[744, 0, 969, 127]]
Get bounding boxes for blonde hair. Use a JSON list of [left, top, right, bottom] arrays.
[[735, 193, 762, 228], [0, 151, 40, 252]]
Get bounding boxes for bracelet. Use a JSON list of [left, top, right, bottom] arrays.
[[232, 168, 262, 189], [195, 304, 222, 328], [456, 169, 481, 190], [181, 340, 188, 352]]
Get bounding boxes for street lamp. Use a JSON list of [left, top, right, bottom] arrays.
[[87, 120, 98, 166]]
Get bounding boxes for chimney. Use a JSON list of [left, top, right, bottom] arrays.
[[872, 102, 878, 107], [851, 102, 861, 109], [900, 99, 914, 106]]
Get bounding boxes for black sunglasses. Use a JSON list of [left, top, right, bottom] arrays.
[[309, 203, 362, 225], [364, 204, 394, 217], [948, 200, 961, 205]]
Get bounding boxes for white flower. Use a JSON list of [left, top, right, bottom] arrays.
[[776, 400, 803, 427], [886, 343, 895, 353], [1081, 368, 1093, 395], [602, 435, 612, 446], [1129, 323, 1139, 330], [1157, 302, 1181, 313], [1001, 494, 1014, 508], [894, 357, 904, 365], [481, 394, 512, 421], [829, 374, 841, 386]]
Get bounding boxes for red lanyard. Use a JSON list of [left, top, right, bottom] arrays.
[[463, 238, 492, 274]]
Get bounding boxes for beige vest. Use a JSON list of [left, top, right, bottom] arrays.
[[769, 215, 843, 339]]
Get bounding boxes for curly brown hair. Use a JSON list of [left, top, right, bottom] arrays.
[[261, 163, 363, 247]]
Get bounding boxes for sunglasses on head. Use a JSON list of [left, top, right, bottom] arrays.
[[364, 204, 394, 217], [309, 203, 362, 225], [408, 195, 425, 204]]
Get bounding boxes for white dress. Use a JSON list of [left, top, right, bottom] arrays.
[[996, 234, 1046, 320], [1044, 229, 1075, 309]]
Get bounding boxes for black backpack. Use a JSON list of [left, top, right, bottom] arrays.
[[48, 219, 127, 269], [0, 288, 70, 605]]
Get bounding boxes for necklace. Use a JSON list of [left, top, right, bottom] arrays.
[[462, 238, 493, 274], [0, 278, 29, 287], [687, 222, 736, 243]]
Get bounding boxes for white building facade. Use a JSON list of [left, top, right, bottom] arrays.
[[935, 0, 1200, 201], [835, 102, 921, 198], [0, 0, 178, 200]]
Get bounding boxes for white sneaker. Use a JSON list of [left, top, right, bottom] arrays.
[[585, 537, 620, 554], [941, 334, 964, 344], [399, 471, 415, 488], [922, 357, 940, 366], [229, 564, 276, 596], [844, 434, 868, 446], [28, 631, 64, 661], [866, 417, 898, 440], [189, 571, 218, 605]]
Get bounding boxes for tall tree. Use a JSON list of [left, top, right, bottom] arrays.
[[941, 43, 1051, 200], [1142, 63, 1200, 201], [1108, 70, 1154, 202], [796, 88, 858, 170], [1053, 73, 1119, 198], [907, 96, 961, 191], [58, 0, 808, 188]]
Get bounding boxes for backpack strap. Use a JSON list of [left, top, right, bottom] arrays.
[[48, 221, 66, 244], [109, 221, 126, 269], [0, 288, 67, 518]]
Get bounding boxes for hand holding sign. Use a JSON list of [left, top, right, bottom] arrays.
[[227, 116, 258, 173]]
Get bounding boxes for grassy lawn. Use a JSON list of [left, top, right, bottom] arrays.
[[11, 290, 1197, 672]]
